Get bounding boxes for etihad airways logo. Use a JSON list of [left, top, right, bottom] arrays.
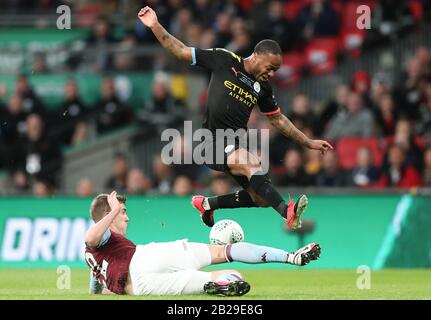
[[224, 80, 257, 107]]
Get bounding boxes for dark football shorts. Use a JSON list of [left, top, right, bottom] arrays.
[[200, 132, 265, 190]]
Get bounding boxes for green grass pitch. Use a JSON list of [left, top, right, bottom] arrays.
[[0, 269, 429, 300]]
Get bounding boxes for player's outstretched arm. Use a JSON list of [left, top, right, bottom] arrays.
[[138, 6, 192, 62], [267, 113, 333, 154], [85, 190, 122, 248]]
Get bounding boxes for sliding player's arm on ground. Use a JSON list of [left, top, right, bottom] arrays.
[[267, 112, 333, 154], [138, 6, 192, 63], [85, 191, 121, 248], [89, 272, 116, 295]]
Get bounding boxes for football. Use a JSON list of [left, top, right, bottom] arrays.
[[209, 219, 245, 245]]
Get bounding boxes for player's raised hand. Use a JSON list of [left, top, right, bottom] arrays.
[[138, 6, 158, 29], [308, 139, 334, 155], [107, 191, 121, 214]]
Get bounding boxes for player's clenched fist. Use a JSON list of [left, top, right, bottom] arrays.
[[138, 6, 158, 29]]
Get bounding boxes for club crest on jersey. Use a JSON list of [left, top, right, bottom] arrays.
[[253, 82, 261, 93]]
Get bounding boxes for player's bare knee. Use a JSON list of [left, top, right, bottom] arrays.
[[208, 244, 226, 263]]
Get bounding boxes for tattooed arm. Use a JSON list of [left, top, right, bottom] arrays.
[[267, 112, 334, 154], [138, 6, 192, 62]]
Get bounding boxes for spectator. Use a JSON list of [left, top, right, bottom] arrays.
[[13, 113, 62, 188], [138, 72, 185, 132], [304, 148, 322, 177], [351, 70, 373, 109], [105, 153, 129, 193], [32, 179, 53, 198], [56, 80, 91, 146], [370, 0, 414, 40], [171, 135, 200, 182], [391, 123, 424, 171], [210, 174, 232, 195], [374, 93, 398, 137], [378, 143, 422, 188], [94, 76, 133, 134], [226, 27, 253, 58], [152, 156, 173, 194], [126, 168, 152, 195], [418, 79, 431, 138], [318, 83, 350, 136], [31, 53, 49, 74], [191, 0, 219, 28], [76, 177, 95, 197], [276, 149, 315, 187], [199, 28, 217, 49], [170, 7, 193, 42], [15, 74, 46, 117], [350, 147, 380, 187], [325, 92, 375, 140], [423, 148, 431, 186], [173, 175, 193, 196], [288, 93, 318, 133], [316, 151, 348, 187], [214, 12, 233, 48], [295, 0, 340, 41], [86, 15, 117, 72], [2, 94, 27, 144], [394, 56, 424, 121], [113, 33, 139, 72], [370, 73, 391, 110], [260, 1, 297, 52]]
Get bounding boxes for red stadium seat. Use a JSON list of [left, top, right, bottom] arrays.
[[284, 1, 308, 21], [305, 38, 339, 74], [277, 52, 305, 86], [408, 0, 424, 24], [336, 137, 384, 169], [340, 29, 366, 58]]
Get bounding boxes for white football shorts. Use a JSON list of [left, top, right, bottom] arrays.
[[128, 239, 212, 295]]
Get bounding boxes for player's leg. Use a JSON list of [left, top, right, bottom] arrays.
[[227, 148, 308, 229], [207, 242, 321, 267]]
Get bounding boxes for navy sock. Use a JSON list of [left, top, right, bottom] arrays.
[[207, 190, 257, 209], [249, 173, 287, 218]]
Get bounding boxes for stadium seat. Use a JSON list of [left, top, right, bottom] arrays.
[[408, 0, 424, 24], [340, 29, 367, 58], [336, 137, 384, 169], [284, 0, 308, 21], [305, 38, 339, 74], [277, 52, 306, 86]]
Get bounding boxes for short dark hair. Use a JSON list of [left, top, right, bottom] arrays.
[[90, 193, 126, 222], [254, 39, 282, 55]]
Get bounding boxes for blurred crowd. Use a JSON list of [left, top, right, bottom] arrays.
[[1, 0, 431, 197], [2, 45, 431, 197], [2, 0, 430, 73]]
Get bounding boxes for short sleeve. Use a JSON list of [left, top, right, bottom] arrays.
[[191, 48, 238, 71], [98, 229, 111, 248], [258, 86, 280, 116]]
